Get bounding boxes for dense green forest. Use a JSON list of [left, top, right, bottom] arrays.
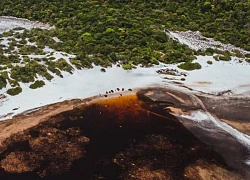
[[1, 0, 249, 61], [0, 0, 250, 95]]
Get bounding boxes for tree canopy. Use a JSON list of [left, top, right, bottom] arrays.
[[0, 0, 250, 95]]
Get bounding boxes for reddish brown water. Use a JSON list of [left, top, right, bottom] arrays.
[[0, 95, 227, 180]]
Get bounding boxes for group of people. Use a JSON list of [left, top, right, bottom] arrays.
[[99, 87, 132, 97], [106, 87, 125, 94]]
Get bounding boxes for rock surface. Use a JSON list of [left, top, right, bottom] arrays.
[[0, 88, 247, 179]]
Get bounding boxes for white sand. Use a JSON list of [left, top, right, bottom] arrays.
[[164, 30, 250, 95], [0, 65, 165, 119], [0, 16, 53, 33], [168, 30, 250, 55], [163, 56, 250, 95]]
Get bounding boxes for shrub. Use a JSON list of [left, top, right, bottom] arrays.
[[218, 55, 231, 61], [232, 50, 245, 58], [48, 64, 63, 77], [205, 48, 215, 54], [55, 58, 74, 73], [122, 63, 134, 70], [70, 58, 83, 70], [105, 28, 115, 34], [207, 61, 213, 65], [7, 87, 22, 96], [178, 61, 202, 71], [23, 56, 30, 62], [19, 45, 37, 55], [213, 55, 219, 61], [0, 75, 7, 89], [29, 80, 45, 89], [100, 68, 106, 72], [10, 66, 35, 83], [43, 73, 53, 81]]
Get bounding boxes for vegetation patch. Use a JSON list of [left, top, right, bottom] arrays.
[[7, 87, 22, 96], [29, 80, 45, 89], [213, 55, 220, 61], [0, 71, 19, 87], [178, 61, 202, 71], [55, 59, 73, 73], [122, 62, 136, 70], [10, 61, 53, 83], [100, 68, 106, 72], [19, 45, 44, 55], [232, 50, 245, 58], [0, 75, 7, 89], [207, 61, 213, 65], [218, 55, 231, 61]]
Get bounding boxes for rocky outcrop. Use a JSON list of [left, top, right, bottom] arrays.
[[0, 89, 247, 179]]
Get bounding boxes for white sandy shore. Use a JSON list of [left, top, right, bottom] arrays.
[[163, 56, 250, 95], [164, 30, 250, 95], [0, 65, 166, 119], [2, 54, 250, 120], [0, 16, 53, 33], [168, 30, 250, 55]]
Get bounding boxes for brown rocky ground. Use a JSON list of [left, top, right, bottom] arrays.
[[184, 160, 243, 180]]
